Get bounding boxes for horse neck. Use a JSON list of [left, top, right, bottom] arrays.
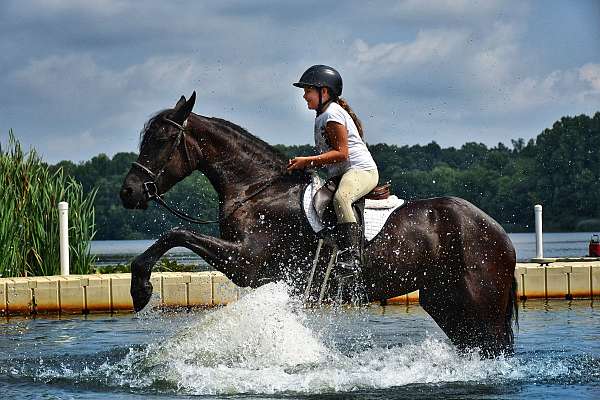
[[187, 114, 287, 202]]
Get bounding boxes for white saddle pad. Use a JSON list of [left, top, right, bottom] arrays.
[[302, 175, 405, 241]]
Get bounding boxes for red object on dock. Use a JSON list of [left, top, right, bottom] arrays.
[[589, 234, 600, 256]]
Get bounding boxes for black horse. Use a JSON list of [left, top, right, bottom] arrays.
[[120, 93, 518, 357]]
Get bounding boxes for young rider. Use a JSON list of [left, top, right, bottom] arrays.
[[288, 64, 379, 274]]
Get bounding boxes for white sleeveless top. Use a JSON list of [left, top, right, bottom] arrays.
[[314, 102, 377, 178]]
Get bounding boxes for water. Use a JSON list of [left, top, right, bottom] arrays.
[[91, 232, 598, 265], [1, 283, 598, 399], [90, 240, 210, 267], [509, 232, 597, 260]]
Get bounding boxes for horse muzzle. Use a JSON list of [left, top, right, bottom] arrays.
[[120, 183, 149, 210]]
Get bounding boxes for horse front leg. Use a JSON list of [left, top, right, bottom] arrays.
[[130, 227, 242, 311]]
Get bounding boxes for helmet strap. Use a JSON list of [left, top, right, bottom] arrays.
[[316, 87, 335, 115], [317, 88, 323, 115]]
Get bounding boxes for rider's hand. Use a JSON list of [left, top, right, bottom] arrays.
[[287, 156, 312, 171]]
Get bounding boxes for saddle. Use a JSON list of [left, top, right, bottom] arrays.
[[312, 178, 392, 230], [302, 176, 403, 305]]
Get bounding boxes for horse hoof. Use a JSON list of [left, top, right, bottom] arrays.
[[131, 280, 153, 312]]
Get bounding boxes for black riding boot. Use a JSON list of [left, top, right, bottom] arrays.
[[335, 222, 362, 274], [334, 222, 368, 305]]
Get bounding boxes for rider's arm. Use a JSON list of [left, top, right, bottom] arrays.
[[310, 121, 349, 166], [287, 122, 348, 170]]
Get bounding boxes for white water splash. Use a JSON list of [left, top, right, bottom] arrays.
[[97, 282, 524, 395], [10, 282, 596, 396]]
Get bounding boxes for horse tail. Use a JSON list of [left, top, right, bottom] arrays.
[[505, 275, 519, 347]]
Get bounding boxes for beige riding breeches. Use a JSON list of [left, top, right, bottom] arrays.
[[333, 168, 379, 224]]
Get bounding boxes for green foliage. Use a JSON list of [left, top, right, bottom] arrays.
[[39, 111, 600, 238], [0, 132, 97, 277], [49, 153, 219, 240], [368, 112, 600, 231], [92, 258, 198, 274], [9, 112, 596, 276]]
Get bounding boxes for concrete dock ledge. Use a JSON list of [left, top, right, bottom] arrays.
[[387, 261, 600, 305], [1, 262, 599, 315], [0, 271, 239, 316]]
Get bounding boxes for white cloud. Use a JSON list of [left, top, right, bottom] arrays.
[[392, 0, 505, 18], [509, 64, 600, 108], [354, 29, 468, 67], [467, 21, 520, 82], [348, 15, 598, 120], [19, 0, 127, 17], [580, 63, 600, 92], [0, 1, 598, 162], [10, 53, 198, 109], [45, 129, 97, 153]]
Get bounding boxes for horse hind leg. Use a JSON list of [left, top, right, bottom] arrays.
[[419, 268, 516, 358]]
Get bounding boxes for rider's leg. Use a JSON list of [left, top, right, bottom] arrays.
[[333, 168, 378, 271]]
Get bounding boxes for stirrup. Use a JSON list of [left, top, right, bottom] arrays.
[[335, 248, 362, 275], [303, 238, 367, 306]]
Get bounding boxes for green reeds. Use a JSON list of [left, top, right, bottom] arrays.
[[0, 131, 97, 277]]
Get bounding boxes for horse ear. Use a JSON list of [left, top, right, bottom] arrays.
[[171, 91, 196, 123], [174, 95, 186, 111]]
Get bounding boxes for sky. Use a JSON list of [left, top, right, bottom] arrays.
[[1, 0, 599, 163]]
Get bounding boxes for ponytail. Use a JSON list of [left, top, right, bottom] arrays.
[[336, 97, 364, 139]]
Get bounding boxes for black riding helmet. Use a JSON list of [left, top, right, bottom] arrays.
[[293, 65, 343, 97], [293, 65, 343, 113]]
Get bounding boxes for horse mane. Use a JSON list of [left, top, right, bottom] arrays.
[[140, 110, 288, 162], [203, 116, 313, 184], [206, 116, 289, 168], [138, 109, 168, 150], [138, 109, 310, 183]]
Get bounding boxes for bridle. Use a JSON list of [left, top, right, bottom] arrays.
[[132, 118, 191, 199], [131, 117, 216, 224], [131, 117, 282, 224]]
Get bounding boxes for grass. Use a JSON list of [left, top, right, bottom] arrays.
[[0, 131, 97, 277], [91, 258, 204, 274]]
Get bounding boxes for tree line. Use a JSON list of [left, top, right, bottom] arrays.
[[50, 112, 600, 240]]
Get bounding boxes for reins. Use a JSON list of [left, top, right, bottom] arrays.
[[132, 117, 282, 224]]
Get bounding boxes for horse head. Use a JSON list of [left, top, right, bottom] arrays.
[[120, 92, 196, 209]]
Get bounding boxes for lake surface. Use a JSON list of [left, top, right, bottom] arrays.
[[0, 283, 598, 399], [90, 232, 599, 265]]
